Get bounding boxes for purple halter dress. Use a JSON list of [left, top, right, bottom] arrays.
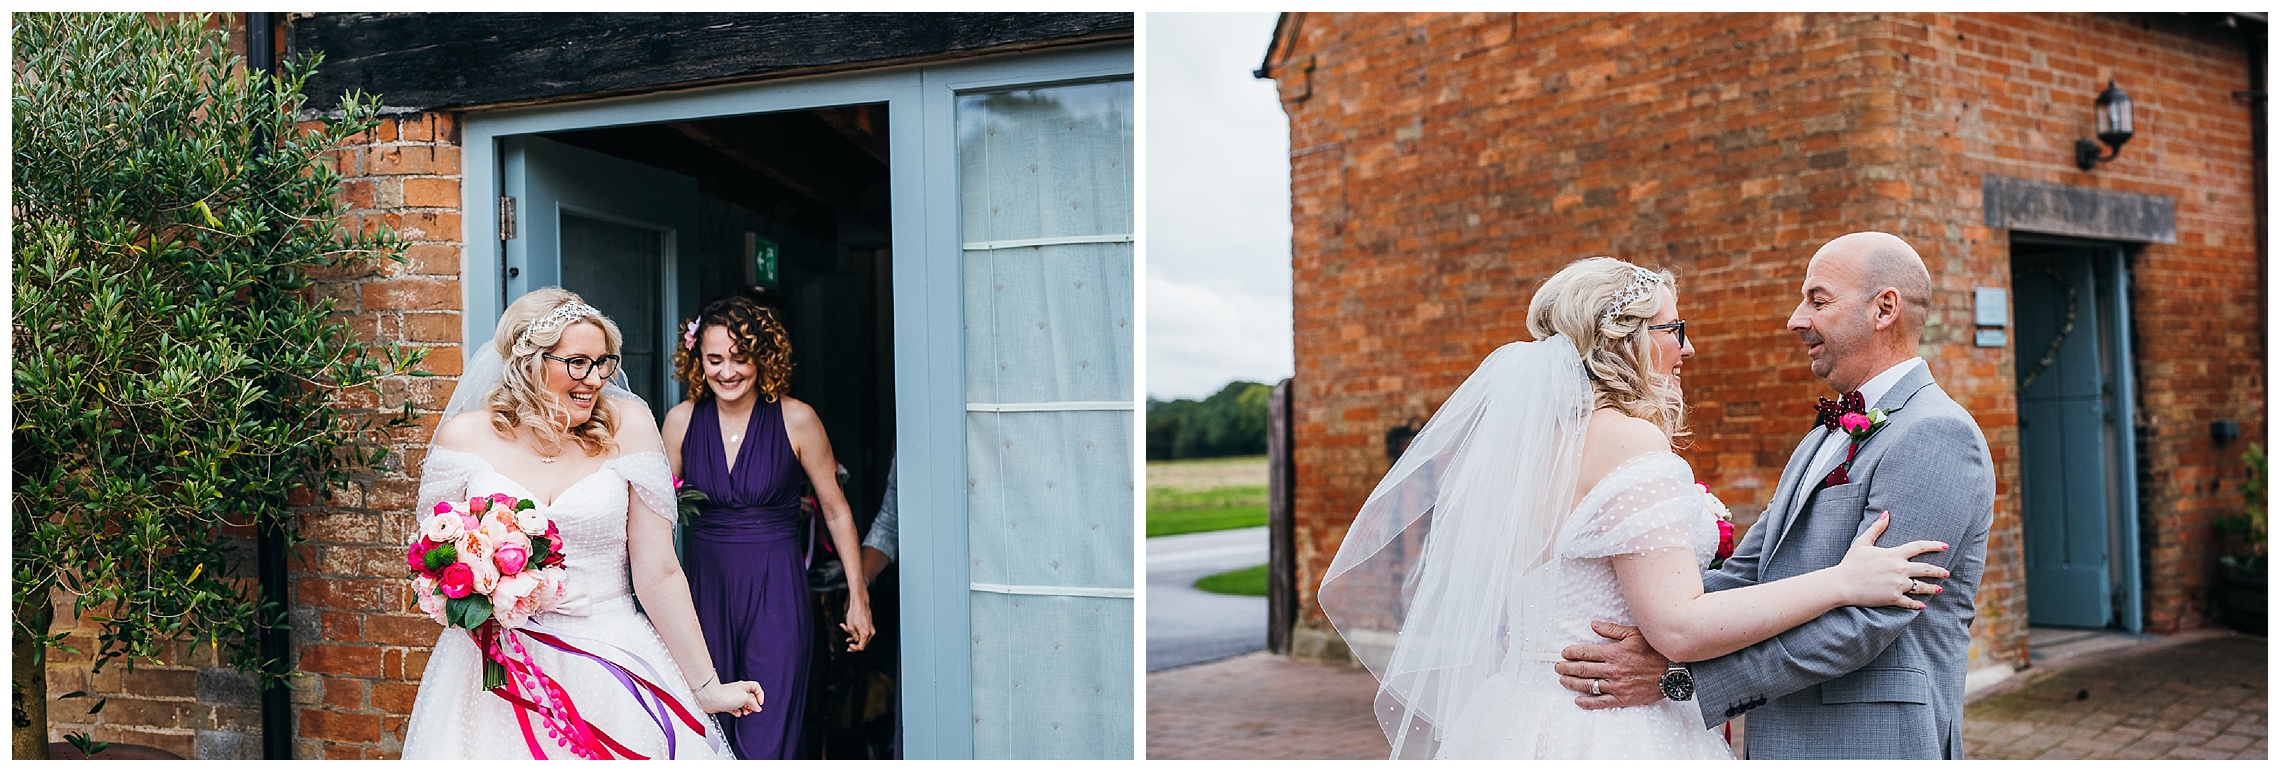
[[680, 398, 811, 759]]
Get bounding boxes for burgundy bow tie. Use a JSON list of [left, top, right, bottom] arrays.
[[1815, 391, 1866, 432]]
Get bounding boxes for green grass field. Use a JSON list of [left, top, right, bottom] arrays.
[[1147, 455, 1270, 538], [1193, 563, 1269, 596]]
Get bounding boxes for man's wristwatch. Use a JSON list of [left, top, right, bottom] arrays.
[[1660, 661, 1696, 701]]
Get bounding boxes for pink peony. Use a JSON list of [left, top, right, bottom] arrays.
[[438, 562, 475, 599], [457, 529, 495, 562], [1715, 519, 1738, 562], [490, 492, 519, 510], [1840, 412, 1872, 433], [432, 501, 454, 516], [421, 511, 465, 543], [469, 558, 501, 596], [412, 574, 447, 621], [469, 496, 489, 516], [479, 510, 519, 543], [493, 535, 531, 576], [490, 572, 545, 628]]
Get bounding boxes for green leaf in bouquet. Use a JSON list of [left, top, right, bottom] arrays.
[[527, 537, 551, 566], [445, 594, 492, 630]]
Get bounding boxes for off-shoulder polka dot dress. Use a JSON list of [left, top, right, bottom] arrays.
[[1433, 451, 1735, 759]]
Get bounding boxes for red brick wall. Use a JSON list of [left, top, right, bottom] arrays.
[[1270, 12, 2260, 673], [286, 111, 467, 759], [1886, 12, 2264, 633]]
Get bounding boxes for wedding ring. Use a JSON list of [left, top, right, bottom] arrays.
[[1592, 678, 1604, 696]]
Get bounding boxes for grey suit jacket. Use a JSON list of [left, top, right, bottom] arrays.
[[1690, 365, 1995, 759]]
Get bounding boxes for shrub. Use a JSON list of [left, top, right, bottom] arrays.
[[11, 12, 423, 756]]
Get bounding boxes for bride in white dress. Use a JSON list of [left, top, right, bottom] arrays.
[[402, 289, 763, 759], [1319, 258, 1950, 759]]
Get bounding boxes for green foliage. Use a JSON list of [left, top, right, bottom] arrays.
[[2218, 443, 2267, 574], [1146, 381, 1274, 460], [11, 9, 423, 706], [1193, 563, 1270, 597]]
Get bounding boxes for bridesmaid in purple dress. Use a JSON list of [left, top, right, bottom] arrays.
[[661, 295, 875, 759]]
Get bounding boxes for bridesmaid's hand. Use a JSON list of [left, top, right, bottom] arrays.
[[697, 680, 764, 717], [841, 602, 876, 652]]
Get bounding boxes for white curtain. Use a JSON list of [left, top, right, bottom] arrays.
[[956, 79, 1135, 759]]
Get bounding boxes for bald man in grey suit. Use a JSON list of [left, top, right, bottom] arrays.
[[1553, 232, 1996, 759]]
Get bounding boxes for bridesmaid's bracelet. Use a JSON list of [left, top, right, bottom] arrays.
[[696, 673, 718, 691]]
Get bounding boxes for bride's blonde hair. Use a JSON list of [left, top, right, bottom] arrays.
[[1527, 256, 1688, 440], [486, 288, 623, 457]]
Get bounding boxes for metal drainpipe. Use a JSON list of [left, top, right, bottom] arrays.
[[245, 11, 294, 761]]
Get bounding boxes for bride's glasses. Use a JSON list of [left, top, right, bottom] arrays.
[[543, 353, 622, 381], [1646, 319, 1687, 348]]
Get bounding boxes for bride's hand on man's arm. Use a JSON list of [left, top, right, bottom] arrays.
[[696, 678, 764, 717], [1830, 512, 1950, 610]]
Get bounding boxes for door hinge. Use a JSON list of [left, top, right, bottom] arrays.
[[499, 195, 517, 240]]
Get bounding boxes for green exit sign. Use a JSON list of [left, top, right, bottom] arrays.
[[749, 232, 779, 286]]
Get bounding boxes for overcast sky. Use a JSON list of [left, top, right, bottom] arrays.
[[1145, 12, 1292, 401]]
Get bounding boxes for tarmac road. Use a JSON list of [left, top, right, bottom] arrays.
[[1147, 526, 1268, 671]]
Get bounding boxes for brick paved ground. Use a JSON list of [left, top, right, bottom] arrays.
[[1964, 631, 2267, 760], [1150, 632, 2269, 759], [1146, 653, 1386, 759]]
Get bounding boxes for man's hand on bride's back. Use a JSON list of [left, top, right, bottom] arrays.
[[1553, 620, 1668, 710]]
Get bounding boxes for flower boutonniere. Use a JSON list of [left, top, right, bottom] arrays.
[[1821, 407, 1891, 488]]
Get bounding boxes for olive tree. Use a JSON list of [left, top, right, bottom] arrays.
[[12, 13, 424, 757]]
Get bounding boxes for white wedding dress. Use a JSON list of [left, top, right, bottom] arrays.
[[400, 447, 733, 759], [1433, 450, 1732, 759]]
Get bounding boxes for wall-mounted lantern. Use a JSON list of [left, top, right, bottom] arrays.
[[2075, 80, 2135, 171]]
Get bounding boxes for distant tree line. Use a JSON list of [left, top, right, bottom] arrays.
[[1147, 381, 1273, 460]]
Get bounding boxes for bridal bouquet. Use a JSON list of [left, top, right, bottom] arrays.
[[408, 493, 568, 634], [405, 494, 712, 759]]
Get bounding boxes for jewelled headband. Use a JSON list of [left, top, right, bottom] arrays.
[[516, 302, 600, 348], [1602, 267, 1663, 326]]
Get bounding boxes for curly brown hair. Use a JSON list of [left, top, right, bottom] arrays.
[[673, 294, 793, 403]]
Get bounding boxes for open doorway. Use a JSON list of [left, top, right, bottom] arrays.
[[511, 104, 901, 758]]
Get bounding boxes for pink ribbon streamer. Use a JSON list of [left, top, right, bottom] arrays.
[[474, 622, 716, 759]]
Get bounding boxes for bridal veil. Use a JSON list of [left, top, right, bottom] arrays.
[[1318, 334, 1593, 759]]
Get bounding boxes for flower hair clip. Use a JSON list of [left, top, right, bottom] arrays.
[[1601, 267, 1662, 326], [681, 319, 700, 351], [515, 302, 599, 348]]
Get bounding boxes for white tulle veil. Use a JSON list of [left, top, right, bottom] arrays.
[[1317, 333, 1593, 759]]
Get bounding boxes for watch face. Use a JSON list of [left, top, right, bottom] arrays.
[[1660, 669, 1696, 701]]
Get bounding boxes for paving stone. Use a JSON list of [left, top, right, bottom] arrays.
[[1149, 632, 2265, 759]]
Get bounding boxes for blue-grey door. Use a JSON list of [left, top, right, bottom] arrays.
[[2013, 248, 2121, 628], [501, 135, 699, 410]]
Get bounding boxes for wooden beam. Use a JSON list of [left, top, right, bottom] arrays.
[[668, 121, 854, 212], [290, 12, 1132, 112]]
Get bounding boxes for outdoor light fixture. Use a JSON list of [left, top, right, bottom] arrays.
[[2075, 80, 2134, 171]]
